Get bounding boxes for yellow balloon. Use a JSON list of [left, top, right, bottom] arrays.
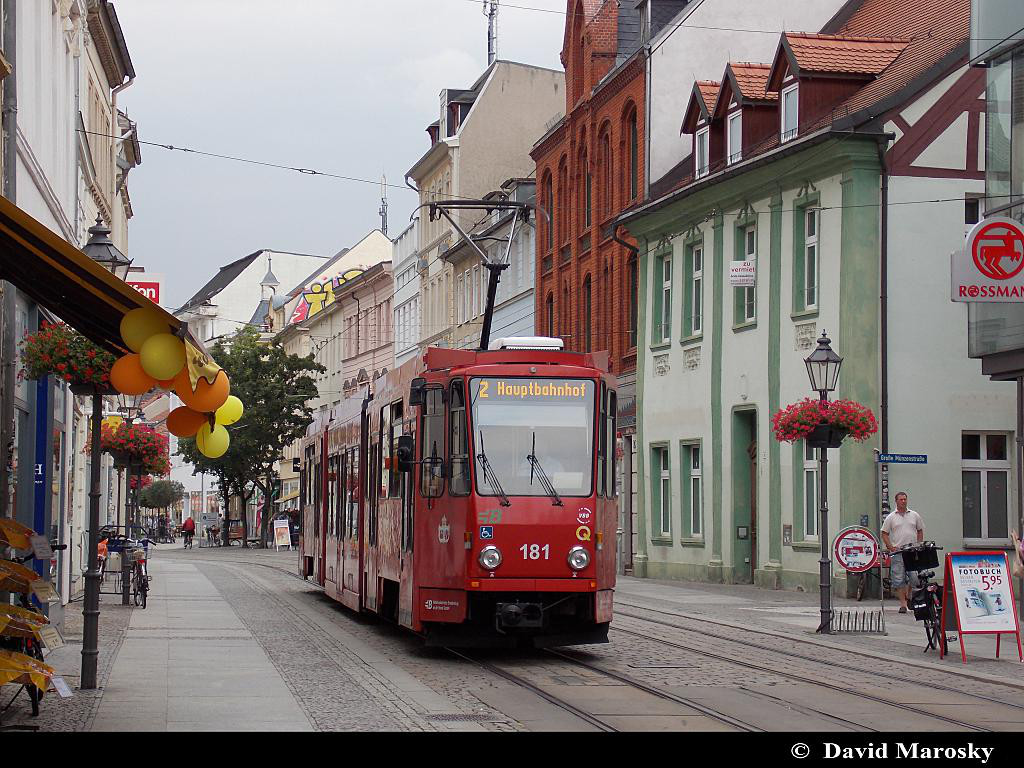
[[120, 308, 168, 353], [139, 333, 186, 381], [196, 422, 230, 459], [215, 396, 244, 426]]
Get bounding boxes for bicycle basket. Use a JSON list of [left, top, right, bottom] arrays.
[[901, 545, 939, 572]]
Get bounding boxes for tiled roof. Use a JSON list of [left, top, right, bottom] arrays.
[[729, 63, 777, 103], [681, 80, 720, 134], [696, 81, 720, 109], [787, 33, 909, 75], [830, 0, 970, 116]]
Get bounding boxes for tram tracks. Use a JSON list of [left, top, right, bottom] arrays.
[[446, 646, 761, 732], [611, 616, 998, 732], [614, 602, 1024, 714]]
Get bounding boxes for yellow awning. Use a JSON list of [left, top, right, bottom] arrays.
[[0, 195, 209, 358]]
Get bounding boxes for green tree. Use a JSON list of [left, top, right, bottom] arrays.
[[139, 479, 185, 513], [176, 326, 323, 546]]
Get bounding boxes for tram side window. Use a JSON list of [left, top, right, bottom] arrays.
[[380, 406, 391, 500], [420, 388, 444, 498], [450, 381, 470, 496], [349, 448, 360, 538], [389, 401, 404, 498], [300, 459, 307, 508], [607, 391, 618, 498], [368, 439, 378, 545], [342, 454, 350, 536], [314, 453, 322, 516], [597, 383, 607, 497]]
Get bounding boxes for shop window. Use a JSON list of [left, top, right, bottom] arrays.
[[803, 441, 818, 539]]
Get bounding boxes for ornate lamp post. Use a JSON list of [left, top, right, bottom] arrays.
[[804, 331, 843, 635], [78, 216, 132, 690]]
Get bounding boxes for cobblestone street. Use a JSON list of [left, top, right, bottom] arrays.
[[6, 544, 1024, 732]]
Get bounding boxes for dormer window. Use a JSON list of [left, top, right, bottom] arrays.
[[727, 112, 742, 165], [781, 82, 799, 142], [695, 125, 710, 178]]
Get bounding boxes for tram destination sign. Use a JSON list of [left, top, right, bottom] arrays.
[[876, 453, 927, 464]]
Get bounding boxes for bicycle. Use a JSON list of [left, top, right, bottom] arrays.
[[183, 530, 194, 550], [129, 537, 154, 609], [901, 541, 953, 654]]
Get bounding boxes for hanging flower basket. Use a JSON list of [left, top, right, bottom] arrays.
[[94, 422, 170, 477], [20, 321, 115, 388], [771, 398, 877, 446]]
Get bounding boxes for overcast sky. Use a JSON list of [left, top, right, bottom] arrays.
[[115, 0, 567, 309]]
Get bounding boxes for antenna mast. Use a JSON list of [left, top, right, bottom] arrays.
[[484, 0, 499, 65], [379, 174, 389, 235]]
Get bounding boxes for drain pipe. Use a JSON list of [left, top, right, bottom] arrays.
[[877, 135, 895, 454]]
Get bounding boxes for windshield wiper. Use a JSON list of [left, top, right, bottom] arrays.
[[527, 431, 563, 507], [476, 433, 510, 507]]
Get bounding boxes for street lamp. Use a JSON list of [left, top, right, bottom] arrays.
[[79, 219, 131, 690], [805, 331, 843, 635], [82, 216, 132, 280]]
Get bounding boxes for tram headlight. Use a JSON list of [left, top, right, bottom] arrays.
[[479, 545, 502, 571], [567, 546, 590, 571]]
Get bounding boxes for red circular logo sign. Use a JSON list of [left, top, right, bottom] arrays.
[[971, 220, 1024, 280]]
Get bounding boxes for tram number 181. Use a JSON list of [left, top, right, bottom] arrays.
[[521, 544, 550, 560]]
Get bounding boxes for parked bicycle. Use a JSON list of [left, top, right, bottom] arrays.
[[128, 537, 154, 609], [901, 541, 954, 654]]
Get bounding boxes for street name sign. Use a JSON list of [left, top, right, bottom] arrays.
[[876, 454, 927, 464], [952, 216, 1024, 302]]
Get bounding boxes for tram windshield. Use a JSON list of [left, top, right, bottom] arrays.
[[469, 377, 595, 498]]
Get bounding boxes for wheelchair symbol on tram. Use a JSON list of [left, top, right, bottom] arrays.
[[479, 526, 494, 540]]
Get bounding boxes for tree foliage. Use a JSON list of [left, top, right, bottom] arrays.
[[139, 479, 185, 511], [176, 326, 323, 545]]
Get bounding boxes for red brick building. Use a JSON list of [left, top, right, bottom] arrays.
[[532, 0, 646, 376], [531, 1, 687, 387]]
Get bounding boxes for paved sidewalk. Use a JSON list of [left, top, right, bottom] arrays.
[[90, 555, 313, 732]]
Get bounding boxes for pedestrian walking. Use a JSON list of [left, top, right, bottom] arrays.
[[881, 491, 924, 614]]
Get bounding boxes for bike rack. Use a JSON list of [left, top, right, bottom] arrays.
[[830, 607, 887, 634]]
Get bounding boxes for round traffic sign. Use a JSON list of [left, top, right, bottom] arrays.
[[833, 526, 880, 573]]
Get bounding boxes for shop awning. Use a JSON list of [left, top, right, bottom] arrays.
[[274, 491, 299, 505], [0, 196, 201, 356]]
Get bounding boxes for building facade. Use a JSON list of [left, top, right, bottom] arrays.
[[407, 59, 565, 354], [392, 219, 421, 369], [445, 178, 537, 350], [620, 0, 1012, 590], [0, 1, 142, 614]]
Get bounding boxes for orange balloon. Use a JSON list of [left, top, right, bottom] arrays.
[[110, 354, 156, 396], [174, 369, 230, 413], [166, 406, 207, 438]]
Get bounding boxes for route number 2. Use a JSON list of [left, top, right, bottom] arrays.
[[520, 544, 550, 560]]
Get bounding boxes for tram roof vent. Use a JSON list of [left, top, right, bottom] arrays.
[[488, 336, 564, 351]]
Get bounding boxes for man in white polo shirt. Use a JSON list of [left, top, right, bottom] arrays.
[[881, 491, 925, 614]]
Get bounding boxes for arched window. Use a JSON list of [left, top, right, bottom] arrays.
[[582, 275, 592, 352], [542, 171, 553, 252], [624, 105, 638, 202], [599, 125, 613, 220], [558, 159, 568, 244], [546, 292, 554, 337], [562, 285, 570, 345], [578, 142, 590, 230]]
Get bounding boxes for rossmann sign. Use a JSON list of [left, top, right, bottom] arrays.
[[952, 217, 1024, 302]]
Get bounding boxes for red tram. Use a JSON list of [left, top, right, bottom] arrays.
[[298, 338, 618, 647]]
